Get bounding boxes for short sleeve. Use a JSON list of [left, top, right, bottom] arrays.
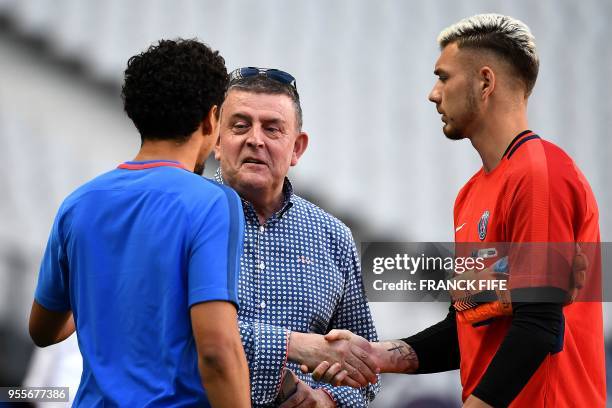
[[505, 165, 574, 292], [35, 209, 71, 311], [188, 187, 244, 308]]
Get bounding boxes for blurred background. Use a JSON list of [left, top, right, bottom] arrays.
[[0, 0, 610, 406]]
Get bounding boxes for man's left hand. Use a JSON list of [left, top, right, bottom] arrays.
[[462, 395, 493, 408], [568, 243, 588, 303], [278, 379, 335, 408]]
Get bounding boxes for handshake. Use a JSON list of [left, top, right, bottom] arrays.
[[289, 330, 419, 388]]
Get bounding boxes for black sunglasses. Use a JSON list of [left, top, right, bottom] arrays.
[[228, 67, 298, 94]]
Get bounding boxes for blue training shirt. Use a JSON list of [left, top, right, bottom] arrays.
[[34, 160, 244, 407]]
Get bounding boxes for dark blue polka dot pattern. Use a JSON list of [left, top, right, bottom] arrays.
[[215, 170, 380, 407]]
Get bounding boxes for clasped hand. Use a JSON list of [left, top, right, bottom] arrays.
[[296, 329, 378, 388]]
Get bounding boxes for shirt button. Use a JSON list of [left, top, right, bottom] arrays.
[[259, 225, 265, 233], [260, 300, 266, 309], [259, 261, 265, 270]]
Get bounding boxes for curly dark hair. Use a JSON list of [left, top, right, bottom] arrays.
[[121, 39, 228, 142]]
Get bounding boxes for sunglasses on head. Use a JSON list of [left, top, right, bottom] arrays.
[[228, 67, 298, 94]]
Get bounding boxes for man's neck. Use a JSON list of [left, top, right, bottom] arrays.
[[469, 111, 529, 173], [238, 185, 285, 225], [133, 139, 198, 172]]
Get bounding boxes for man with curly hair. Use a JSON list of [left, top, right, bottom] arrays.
[[28, 39, 250, 407]]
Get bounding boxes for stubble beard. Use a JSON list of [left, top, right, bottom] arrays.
[[443, 87, 478, 141]]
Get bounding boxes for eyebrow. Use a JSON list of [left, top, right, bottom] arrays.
[[229, 112, 287, 127], [261, 117, 285, 126], [229, 112, 252, 122]]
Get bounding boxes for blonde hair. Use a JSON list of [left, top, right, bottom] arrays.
[[438, 14, 539, 95]]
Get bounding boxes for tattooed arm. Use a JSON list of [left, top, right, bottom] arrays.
[[370, 339, 419, 374], [311, 306, 459, 385], [310, 331, 419, 385]]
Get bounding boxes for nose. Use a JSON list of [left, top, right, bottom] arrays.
[[428, 83, 441, 104], [245, 126, 265, 148]]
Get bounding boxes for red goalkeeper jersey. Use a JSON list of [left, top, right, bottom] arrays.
[[453, 130, 605, 407]]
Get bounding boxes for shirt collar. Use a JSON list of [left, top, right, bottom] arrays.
[[118, 160, 187, 170], [213, 168, 294, 221]]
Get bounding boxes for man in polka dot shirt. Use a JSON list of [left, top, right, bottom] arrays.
[[213, 67, 380, 407]]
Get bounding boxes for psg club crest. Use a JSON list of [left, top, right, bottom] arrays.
[[478, 210, 490, 241]]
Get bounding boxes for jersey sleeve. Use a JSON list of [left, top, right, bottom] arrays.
[[188, 187, 244, 308], [35, 208, 71, 311], [504, 161, 575, 293]]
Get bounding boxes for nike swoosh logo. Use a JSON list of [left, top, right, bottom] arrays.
[[455, 222, 467, 232]]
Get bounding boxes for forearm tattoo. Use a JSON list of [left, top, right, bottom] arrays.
[[387, 341, 419, 372]]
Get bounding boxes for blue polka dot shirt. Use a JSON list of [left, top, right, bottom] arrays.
[[215, 169, 380, 407]]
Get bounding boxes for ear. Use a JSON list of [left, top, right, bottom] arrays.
[[290, 132, 309, 166], [202, 105, 219, 136], [200, 105, 221, 160], [214, 135, 221, 161], [479, 66, 496, 100]]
